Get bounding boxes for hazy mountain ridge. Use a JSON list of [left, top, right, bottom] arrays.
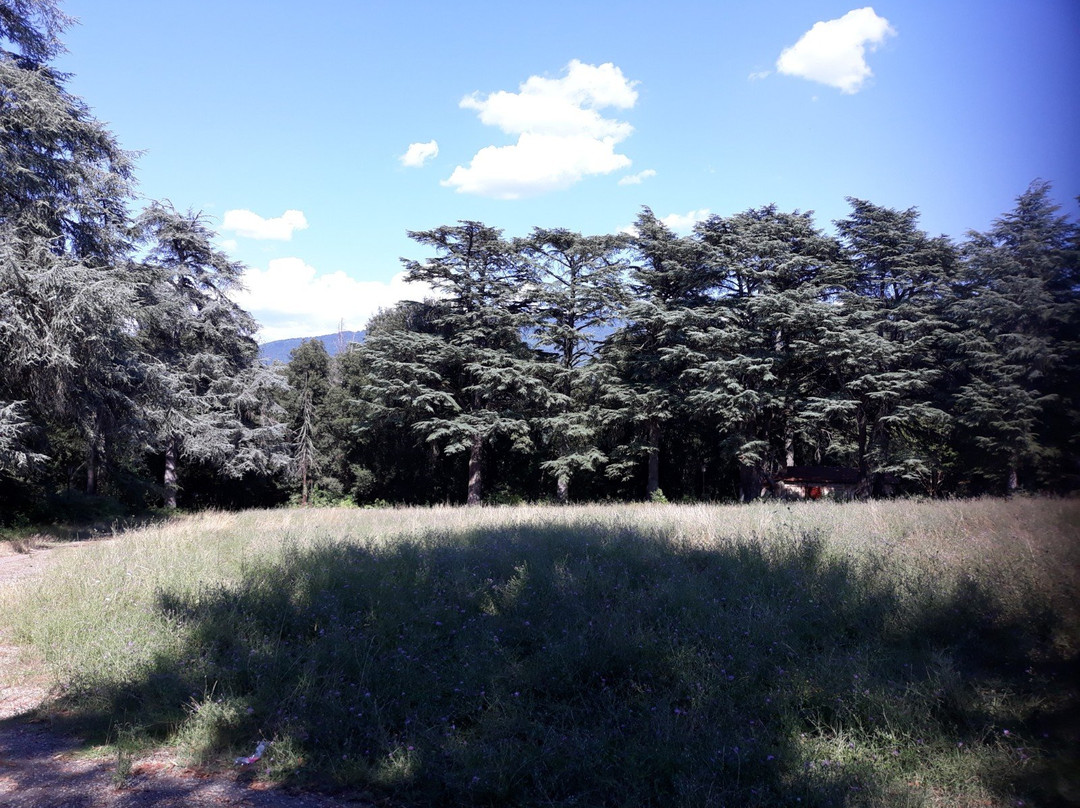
[[258, 331, 365, 364]]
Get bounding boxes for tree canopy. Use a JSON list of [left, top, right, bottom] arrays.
[[1, 0, 1076, 517]]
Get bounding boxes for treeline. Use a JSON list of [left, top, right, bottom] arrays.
[[1, 3, 1078, 519], [288, 192, 1079, 506]]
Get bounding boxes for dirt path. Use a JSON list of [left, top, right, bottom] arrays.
[[0, 544, 369, 808]]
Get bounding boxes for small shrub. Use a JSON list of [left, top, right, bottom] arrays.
[[174, 695, 257, 766], [350, 466, 376, 501]]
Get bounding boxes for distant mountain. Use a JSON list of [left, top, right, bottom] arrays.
[[258, 330, 365, 364]]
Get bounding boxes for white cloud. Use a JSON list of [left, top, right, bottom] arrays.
[[222, 209, 309, 241], [748, 70, 772, 82], [444, 60, 639, 199], [776, 7, 895, 94], [400, 140, 439, 167], [233, 258, 437, 342], [443, 133, 631, 199], [618, 208, 711, 237], [661, 209, 711, 233], [618, 169, 657, 186]]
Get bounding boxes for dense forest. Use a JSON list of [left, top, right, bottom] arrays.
[[1, 2, 1078, 520]]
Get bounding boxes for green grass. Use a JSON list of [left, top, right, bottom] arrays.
[[2, 499, 1078, 806]]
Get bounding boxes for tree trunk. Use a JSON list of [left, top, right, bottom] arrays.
[[85, 444, 97, 496], [855, 409, 872, 499], [467, 433, 483, 506], [738, 464, 762, 503], [556, 475, 569, 504], [646, 420, 660, 498], [1007, 464, 1019, 493], [163, 436, 178, 509]]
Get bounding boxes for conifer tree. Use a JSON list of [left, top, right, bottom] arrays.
[[283, 338, 340, 503], [351, 302, 456, 503], [134, 201, 287, 508], [0, 4, 140, 501], [599, 209, 707, 498], [364, 222, 555, 504], [689, 206, 841, 499], [0, 0, 70, 64], [951, 181, 1079, 491], [814, 199, 956, 495], [519, 228, 630, 501]]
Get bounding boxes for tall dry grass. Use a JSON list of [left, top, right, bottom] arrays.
[[2, 497, 1077, 806]]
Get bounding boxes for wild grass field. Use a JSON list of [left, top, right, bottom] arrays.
[[2, 498, 1078, 807]]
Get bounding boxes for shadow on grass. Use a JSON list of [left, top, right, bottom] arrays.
[[31, 523, 1080, 807]]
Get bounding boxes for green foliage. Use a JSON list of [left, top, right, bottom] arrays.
[[521, 228, 630, 502], [2, 2, 1078, 514], [360, 222, 561, 505], [134, 201, 288, 487], [688, 205, 843, 498], [950, 181, 1080, 491], [0, 2, 287, 514], [336, 190, 1076, 506]]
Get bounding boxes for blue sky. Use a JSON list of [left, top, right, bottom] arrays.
[[54, 0, 1079, 341]]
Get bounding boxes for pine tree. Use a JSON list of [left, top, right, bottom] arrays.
[[283, 338, 339, 504], [0, 1, 141, 502], [599, 209, 707, 498], [519, 228, 630, 501], [364, 223, 556, 504], [294, 385, 317, 506], [0, 39, 133, 262], [951, 181, 1079, 491], [0, 1, 71, 64], [689, 205, 841, 500], [134, 201, 287, 508], [0, 222, 144, 497], [812, 199, 956, 495], [351, 302, 456, 503]]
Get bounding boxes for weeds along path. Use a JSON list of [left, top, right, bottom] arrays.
[[0, 540, 364, 808]]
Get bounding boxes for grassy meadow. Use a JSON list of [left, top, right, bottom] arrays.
[[2, 498, 1078, 806]]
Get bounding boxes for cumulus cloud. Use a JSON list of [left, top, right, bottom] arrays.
[[444, 59, 639, 199], [222, 209, 309, 241], [233, 258, 437, 342], [618, 169, 657, 186], [661, 209, 711, 233], [400, 140, 439, 167], [776, 7, 895, 94], [444, 133, 631, 199], [618, 208, 711, 237]]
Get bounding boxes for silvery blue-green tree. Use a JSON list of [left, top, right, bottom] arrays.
[[688, 205, 842, 500], [0, 0, 142, 499], [134, 201, 288, 508], [598, 209, 708, 499]]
